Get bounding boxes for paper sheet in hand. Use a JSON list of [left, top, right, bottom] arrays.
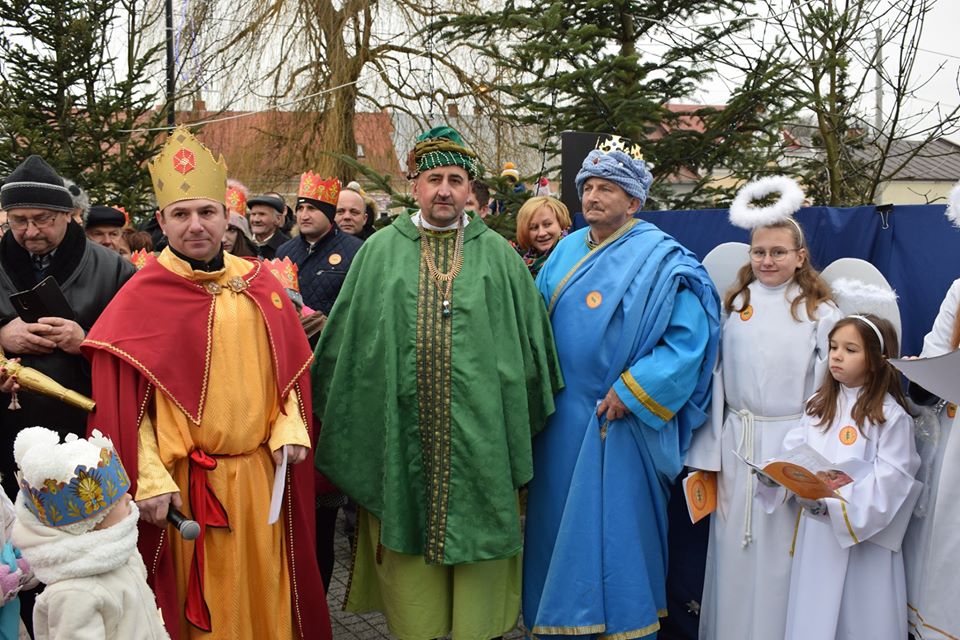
[[268, 447, 287, 525], [890, 351, 960, 405]]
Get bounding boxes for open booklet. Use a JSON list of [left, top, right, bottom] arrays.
[[735, 444, 872, 501]]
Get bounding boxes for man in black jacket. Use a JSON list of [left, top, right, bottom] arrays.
[[276, 173, 361, 318], [0, 155, 135, 500]]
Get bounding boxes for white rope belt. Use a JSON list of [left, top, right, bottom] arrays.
[[734, 408, 802, 548]]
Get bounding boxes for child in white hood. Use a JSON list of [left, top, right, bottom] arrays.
[[10, 427, 168, 640]]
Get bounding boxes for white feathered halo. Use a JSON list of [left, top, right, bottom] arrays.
[[729, 175, 805, 230], [946, 180, 960, 228]]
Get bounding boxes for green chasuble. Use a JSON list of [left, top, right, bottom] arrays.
[[313, 212, 563, 565]]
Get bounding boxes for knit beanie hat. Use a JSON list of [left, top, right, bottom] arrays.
[[0, 156, 74, 213], [14, 427, 131, 535], [501, 162, 520, 181]]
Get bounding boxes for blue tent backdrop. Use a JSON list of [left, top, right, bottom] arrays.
[[572, 204, 960, 639], [574, 204, 960, 356]]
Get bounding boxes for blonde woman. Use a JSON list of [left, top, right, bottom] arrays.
[[512, 196, 571, 278]]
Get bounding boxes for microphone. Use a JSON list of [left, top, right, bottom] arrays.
[[167, 508, 201, 540]]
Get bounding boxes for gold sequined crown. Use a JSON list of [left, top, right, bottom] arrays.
[[264, 257, 299, 292], [148, 126, 228, 211], [225, 186, 247, 214], [595, 135, 644, 161], [298, 172, 340, 206]]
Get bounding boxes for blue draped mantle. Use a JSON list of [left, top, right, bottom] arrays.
[[523, 220, 720, 639]]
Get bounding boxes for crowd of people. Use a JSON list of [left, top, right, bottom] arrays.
[[0, 121, 953, 640]]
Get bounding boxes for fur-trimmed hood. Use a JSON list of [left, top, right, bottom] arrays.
[[12, 498, 139, 586]]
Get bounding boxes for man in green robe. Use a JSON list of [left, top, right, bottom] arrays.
[[313, 125, 563, 639]]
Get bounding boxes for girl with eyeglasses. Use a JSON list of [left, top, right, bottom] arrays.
[[688, 212, 841, 639]]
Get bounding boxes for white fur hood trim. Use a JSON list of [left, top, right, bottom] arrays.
[[12, 499, 139, 585]]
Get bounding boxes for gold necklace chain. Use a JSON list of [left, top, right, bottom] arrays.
[[418, 216, 465, 317]]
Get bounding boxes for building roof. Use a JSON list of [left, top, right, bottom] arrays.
[[175, 107, 404, 194], [876, 137, 960, 182]]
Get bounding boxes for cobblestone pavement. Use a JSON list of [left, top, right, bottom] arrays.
[[328, 513, 524, 639]]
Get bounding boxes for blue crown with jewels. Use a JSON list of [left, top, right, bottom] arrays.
[[19, 448, 130, 528]]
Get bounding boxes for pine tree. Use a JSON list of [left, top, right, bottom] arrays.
[[435, 0, 797, 208], [0, 0, 165, 219]]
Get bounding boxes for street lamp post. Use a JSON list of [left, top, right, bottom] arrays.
[[165, 0, 175, 127]]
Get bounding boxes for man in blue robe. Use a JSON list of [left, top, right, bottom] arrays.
[[523, 135, 721, 639]]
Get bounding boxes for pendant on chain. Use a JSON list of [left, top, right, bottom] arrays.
[[418, 217, 465, 321]]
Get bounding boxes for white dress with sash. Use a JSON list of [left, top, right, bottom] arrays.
[[686, 280, 840, 640]]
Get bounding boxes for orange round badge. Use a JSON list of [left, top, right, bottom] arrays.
[[739, 305, 754, 322], [586, 291, 603, 309], [271, 292, 283, 309], [328, 253, 342, 265], [948, 404, 957, 419], [839, 426, 858, 445]]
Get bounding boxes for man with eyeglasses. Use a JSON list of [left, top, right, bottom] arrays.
[[0, 156, 135, 502], [0, 155, 134, 634]]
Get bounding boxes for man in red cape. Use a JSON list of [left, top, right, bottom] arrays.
[[82, 127, 331, 639]]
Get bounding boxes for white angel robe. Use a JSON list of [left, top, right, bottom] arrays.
[[686, 280, 841, 639], [904, 277, 960, 640], [768, 386, 921, 640]]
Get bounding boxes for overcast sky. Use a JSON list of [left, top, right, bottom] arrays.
[[694, 1, 960, 140]]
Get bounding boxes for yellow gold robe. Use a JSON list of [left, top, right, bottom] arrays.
[[135, 251, 310, 639]]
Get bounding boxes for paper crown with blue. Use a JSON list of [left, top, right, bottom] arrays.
[[14, 427, 130, 529], [575, 134, 654, 206]]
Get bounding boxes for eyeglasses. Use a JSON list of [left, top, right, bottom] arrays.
[[7, 212, 64, 230], [749, 247, 799, 262]]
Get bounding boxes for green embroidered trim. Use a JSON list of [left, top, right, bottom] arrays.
[[416, 232, 455, 564]]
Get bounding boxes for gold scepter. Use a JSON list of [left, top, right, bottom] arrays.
[[0, 352, 96, 412]]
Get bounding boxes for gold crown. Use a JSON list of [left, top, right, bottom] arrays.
[[595, 135, 644, 161], [225, 185, 247, 214], [298, 172, 340, 206], [264, 257, 299, 292], [148, 126, 228, 211]]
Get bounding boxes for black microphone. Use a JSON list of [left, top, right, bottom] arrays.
[[167, 508, 201, 540]]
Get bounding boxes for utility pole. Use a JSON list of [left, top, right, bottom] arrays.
[[874, 28, 883, 135], [165, 0, 175, 128]]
